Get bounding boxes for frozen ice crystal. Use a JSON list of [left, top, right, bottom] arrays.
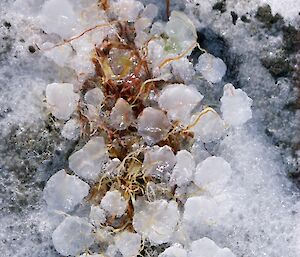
[[115, 231, 141, 257], [189, 237, 236, 257], [190, 109, 225, 143], [196, 53, 227, 83], [137, 107, 171, 145], [143, 145, 176, 179], [69, 137, 107, 181], [43, 170, 90, 212], [194, 156, 233, 195], [84, 88, 104, 107], [61, 119, 81, 140], [100, 190, 127, 217], [133, 199, 179, 244], [220, 83, 253, 127], [110, 98, 134, 130], [52, 216, 94, 256], [46, 83, 79, 120], [89, 205, 106, 226], [170, 150, 195, 186], [112, 0, 144, 22], [158, 84, 203, 125], [158, 244, 187, 257]]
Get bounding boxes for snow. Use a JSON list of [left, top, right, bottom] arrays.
[[111, 0, 144, 22], [69, 137, 107, 181], [46, 83, 79, 120], [137, 107, 171, 145], [158, 84, 203, 125], [220, 84, 253, 127], [133, 199, 180, 244], [170, 150, 195, 186], [115, 231, 141, 257], [52, 216, 94, 256], [100, 190, 127, 217], [194, 156, 233, 195], [43, 170, 90, 213], [195, 53, 227, 84]]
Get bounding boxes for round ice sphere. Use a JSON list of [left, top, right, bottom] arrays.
[[69, 137, 107, 181], [115, 231, 141, 257], [84, 88, 104, 107], [61, 119, 80, 140], [100, 190, 127, 217], [43, 170, 90, 212], [110, 98, 134, 130], [46, 83, 79, 120], [158, 84, 203, 125], [158, 244, 187, 257], [170, 150, 195, 186], [133, 199, 179, 244], [220, 83, 253, 126], [137, 107, 171, 145], [190, 109, 225, 143], [196, 53, 227, 83], [52, 216, 94, 256], [194, 156, 233, 195], [143, 145, 176, 179]]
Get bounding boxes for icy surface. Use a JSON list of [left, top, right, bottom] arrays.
[[69, 137, 107, 181], [43, 170, 90, 212], [89, 205, 106, 226], [52, 216, 94, 256], [110, 98, 134, 130], [0, 0, 299, 257], [158, 244, 187, 257], [61, 119, 81, 140]]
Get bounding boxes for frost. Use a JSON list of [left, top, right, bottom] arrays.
[[69, 137, 107, 181], [46, 83, 79, 120], [110, 98, 134, 130], [220, 84, 253, 127], [115, 231, 141, 257], [189, 237, 236, 257], [143, 145, 176, 179], [170, 150, 195, 187], [100, 190, 127, 217], [158, 84, 203, 125], [190, 109, 225, 143], [196, 53, 227, 83], [158, 244, 187, 257], [61, 119, 80, 140], [89, 205, 106, 226], [194, 156, 233, 195], [43, 170, 90, 213], [137, 107, 171, 145], [52, 216, 94, 256], [133, 199, 179, 244]]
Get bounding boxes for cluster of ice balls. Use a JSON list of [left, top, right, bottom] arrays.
[[40, 0, 254, 256]]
